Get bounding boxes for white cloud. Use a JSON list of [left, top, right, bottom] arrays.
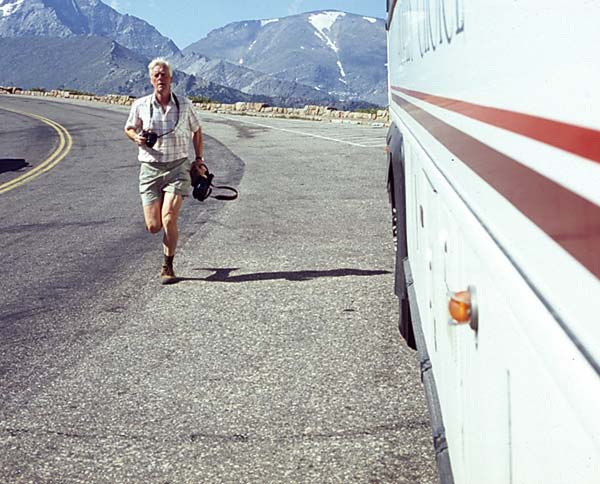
[[288, 0, 303, 15]]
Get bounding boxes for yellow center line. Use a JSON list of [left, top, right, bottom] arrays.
[[0, 106, 73, 194]]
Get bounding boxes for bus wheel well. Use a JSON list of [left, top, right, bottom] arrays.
[[387, 124, 416, 350]]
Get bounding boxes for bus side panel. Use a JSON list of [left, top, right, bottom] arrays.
[[398, 119, 600, 484]]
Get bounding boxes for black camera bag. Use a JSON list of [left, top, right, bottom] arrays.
[[191, 164, 238, 202]]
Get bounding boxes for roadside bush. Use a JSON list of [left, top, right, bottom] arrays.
[[189, 95, 215, 104]]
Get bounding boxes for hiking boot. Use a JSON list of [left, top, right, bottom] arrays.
[[160, 263, 177, 285]]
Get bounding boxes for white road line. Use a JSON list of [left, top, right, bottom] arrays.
[[212, 114, 383, 148], [335, 135, 384, 141]]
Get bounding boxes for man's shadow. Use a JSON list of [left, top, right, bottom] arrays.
[[0, 158, 29, 174], [178, 267, 390, 283]]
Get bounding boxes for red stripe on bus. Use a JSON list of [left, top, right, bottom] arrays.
[[391, 86, 600, 164], [392, 93, 600, 280]]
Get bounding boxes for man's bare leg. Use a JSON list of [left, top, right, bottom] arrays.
[[155, 192, 183, 284], [161, 192, 183, 257], [142, 193, 182, 283], [143, 197, 163, 234]]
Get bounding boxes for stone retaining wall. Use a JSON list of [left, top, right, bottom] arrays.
[[0, 86, 389, 125]]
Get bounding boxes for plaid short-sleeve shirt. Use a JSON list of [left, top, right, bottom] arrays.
[[125, 93, 201, 164]]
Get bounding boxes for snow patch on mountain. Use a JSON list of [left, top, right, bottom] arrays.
[[363, 16, 377, 24], [312, 30, 337, 53], [260, 18, 279, 27], [308, 12, 349, 83], [309, 11, 345, 32], [309, 11, 344, 53], [0, 0, 24, 16]]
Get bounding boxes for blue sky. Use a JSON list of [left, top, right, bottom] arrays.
[[108, 0, 386, 49]]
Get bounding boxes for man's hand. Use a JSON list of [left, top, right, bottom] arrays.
[[134, 133, 147, 146], [126, 128, 146, 146], [194, 158, 208, 177], [133, 133, 146, 146]]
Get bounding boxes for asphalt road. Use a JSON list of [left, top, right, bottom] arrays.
[[0, 94, 437, 483]]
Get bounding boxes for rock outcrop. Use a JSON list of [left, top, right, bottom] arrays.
[[0, 86, 389, 125]]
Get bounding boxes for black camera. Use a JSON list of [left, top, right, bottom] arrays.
[[141, 130, 158, 148]]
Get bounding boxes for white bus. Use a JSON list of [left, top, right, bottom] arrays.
[[385, 1, 600, 483]]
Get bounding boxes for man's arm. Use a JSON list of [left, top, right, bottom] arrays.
[[124, 102, 145, 146], [192, 127, 206, 174]]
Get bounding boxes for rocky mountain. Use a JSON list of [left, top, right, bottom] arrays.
[[0, 0, 179, 57], [182, 11, 387, 106], [0, 35, 270, 103], [171, 52, 340, 107]]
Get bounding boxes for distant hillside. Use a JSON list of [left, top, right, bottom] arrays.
[[0, 0, 179, 57], [172, 52, 341, 107], [182, 11, 387, 106], [0, 36, 271, 103]]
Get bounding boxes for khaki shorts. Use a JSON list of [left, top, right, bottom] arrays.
[[139, 158, 191, 206]]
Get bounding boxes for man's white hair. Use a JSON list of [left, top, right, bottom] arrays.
[[148, 57, 173, 77]]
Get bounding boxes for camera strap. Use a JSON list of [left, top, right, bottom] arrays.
[[191, 165, 239, 202], [210, 183, 239, 201], [149, 93, 180, 139]]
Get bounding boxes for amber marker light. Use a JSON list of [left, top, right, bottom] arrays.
[[448, 285, 478, 331]]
